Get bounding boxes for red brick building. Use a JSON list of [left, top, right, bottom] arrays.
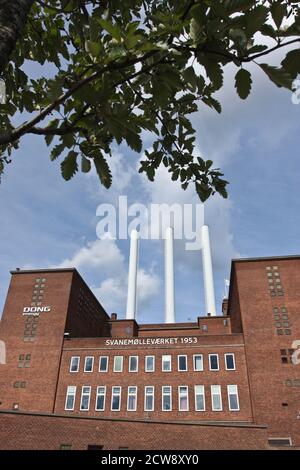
[[0, 256, 299, 449]]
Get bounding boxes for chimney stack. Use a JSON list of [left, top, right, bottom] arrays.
[[201, 225, 217, 316], [126, 229, 139, 320], [164, 226, 175, 323]]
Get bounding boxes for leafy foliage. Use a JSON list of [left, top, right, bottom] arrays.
[[0, 0, 300, 200]]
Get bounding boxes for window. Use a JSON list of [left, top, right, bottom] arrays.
[[113, 356, 123, 372], [65, 386, 76, 411], [60, 444, 72, 450], [162, 355, 172, 372], [95, 386, 106, 411], [280, 349, 294, 364], [227, 385, 239, 411], [111, 386, 121, 411], [193, 354, 203, 371], [145, 355, 155, 372], [99, 356, 108, 372], [178, 355, 187, 371], [18, 354, 31, 368], [211, 385, 222, 411], [87, 445, 104, 450], [129, 356, 138, 373], [127, 386, 137, 411], [84, 356, 94, 372], [178, 386, 189, 411], [70, 356, 80, 373], [162, 386, 172, 411], [209, 354, 219, 371], [225, 353, 235, 370], [268, 438, 292, 447], [80, 386, 91, 411], [195, 385, 205, 411], [144, 386, 154, 411]]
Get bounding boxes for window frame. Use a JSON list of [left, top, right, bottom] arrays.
[[211, 384, 222, 411], [194, 385, 205, 411], [162, 354, 172, 372], [113, 356, 123, 373], [227, 384, 240, 411], [145, 355, 155, 373], [129, 355, 139, 373], [80, 385, 91, 411], [209, 354, 219, 371], [177, 355, 188, 372], [178, 385, 189, 412], [70, 356, 80, 373], [162, 385, 172, 411], [127, 386, 137, 411], [193, 354, 204, 372], [64, 386, 76, 411], [144, 386, 154, 411], [95, 386, 106, 411], [98, 356, 109, 373], [225, 353, 236, 371], [111, 386, 122, 411], [84, 356, 94, 373]]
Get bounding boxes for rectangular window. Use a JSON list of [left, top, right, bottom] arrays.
[[145, 355, 155, 372], [129, 356, 138, 373], [193, 354, 203, 371], [178, 355, 187, 371], [162, 386, 172, 411], [111, 386, 121, 411], [127, 386, 137, 411], [65, 386, 76, 411], [162, 355, 172, 372], [95, 386, 106, 411], [178, 386, 189, 411], [84, 356, 94, 373], [70, 356, 80, 373], [144, 386, 154, 411], [227, 385, 239, 411], [225, 353, 235, 370], [195, 385, 205, 411], [209, 354, 219, 371], [80, 386, 91, 411], [99, 356, 108, 372], [113, 356, 123, 372], [211, 385, 222, 411]]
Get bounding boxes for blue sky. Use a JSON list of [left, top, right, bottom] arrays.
[[0, 53, 300, 324]]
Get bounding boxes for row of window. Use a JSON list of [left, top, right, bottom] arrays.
[[65, 384, 240, 412], [70, 353, 236, 374]]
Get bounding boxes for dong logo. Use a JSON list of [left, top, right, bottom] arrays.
[[22, 306, 51, 316]]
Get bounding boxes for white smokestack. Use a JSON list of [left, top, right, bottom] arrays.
[[126, 229, 139, 320], [201, 224, 217, 316], [165, 226, 175, 323]]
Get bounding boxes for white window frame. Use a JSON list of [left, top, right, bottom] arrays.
[[95, 386, 106, 411], [111, 386, 122, 411], [144, 386, 154, 411], [69, 356, 80, 373], [129, 356, 139, 373], [80, 385, 91, 411], [177, 355, 188, 372], [98, 356, 108, 372], [65, 386, 76, 411], [178, 385, 189, 411], [225, 353, 236, 371], [227, 384, 240, 411], [127, 386, 137, 411], [211, 385, 222, 411], [209, 354, 219, 371], [84, 356, 94, 373], [145, 355, 155, 373], [162, 355, 172, 372], [162, 386, 172, 411], [194, 385, 205, 411], [113, 356, 123, 373], [193, 354, 203, 372]]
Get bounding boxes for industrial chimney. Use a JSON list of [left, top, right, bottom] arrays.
[[201, 225, 217, 316], [126, 229, 139, 320], [164, 226, 175, 323]]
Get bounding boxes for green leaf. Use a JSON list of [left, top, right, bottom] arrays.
[[98, 19, 121, 42], [61, 151, 78, 180], [281, 49, 300, 79], [270, 2, 287, 29], [85, 40, 101, 58], [235, 68, 252, 99], [197, 55, 223, 90], [259, 63, 294, 90], [81, 156, 91, 173], [93, 152, 112, 189], [245, 6, 269, 36]]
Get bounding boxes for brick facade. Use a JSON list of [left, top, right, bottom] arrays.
[[0, 256, 300, 449]]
